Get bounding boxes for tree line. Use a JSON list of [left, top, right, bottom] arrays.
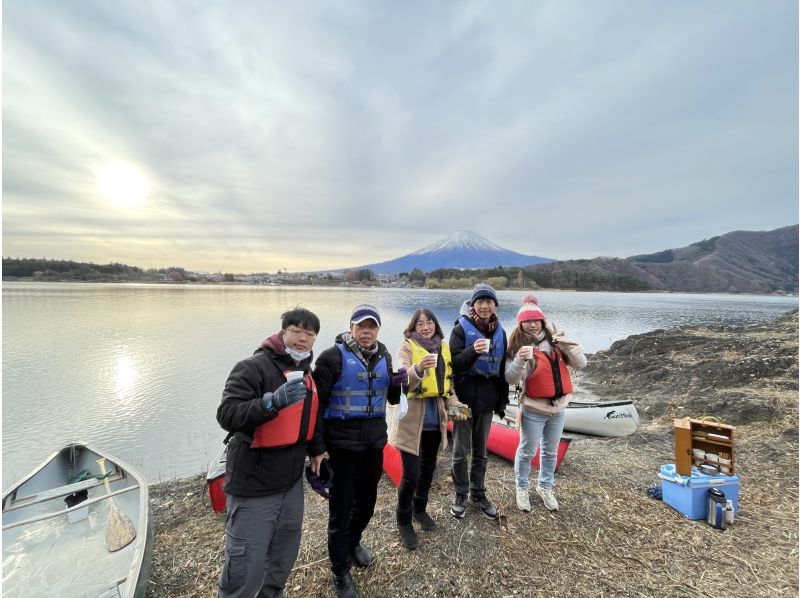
[[2, 258, 195, 282], [400, 265, 650, 292]]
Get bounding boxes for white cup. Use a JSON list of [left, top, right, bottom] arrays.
[[286, 371, 304, 383], [475, 339, 490, 354], [430, 354, 439, 367], [519, 345, 534, 360]]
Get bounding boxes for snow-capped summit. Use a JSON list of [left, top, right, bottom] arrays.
[[412, 230, 507, 255], [349, 230, 553, 274]]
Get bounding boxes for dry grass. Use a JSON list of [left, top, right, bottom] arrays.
[[147, 312, 799, 597], [147, 418, 798, 598]]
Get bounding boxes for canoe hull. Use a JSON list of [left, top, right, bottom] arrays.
[[2, 443, 152, 598], [563, 400, 640, 437]]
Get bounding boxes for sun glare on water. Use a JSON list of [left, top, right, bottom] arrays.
[[96, 162, 150, 210]]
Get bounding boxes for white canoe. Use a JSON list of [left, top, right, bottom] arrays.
[[2, 443, 153, 598], [563, 399, 640, 437]]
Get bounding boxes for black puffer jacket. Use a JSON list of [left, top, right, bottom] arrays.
[[216, 333, 313, 497], [308, 334, 400, 456], [449, 323, 509, 416]]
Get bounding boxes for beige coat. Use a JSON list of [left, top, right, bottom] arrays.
[[387, 339, 464, 456]]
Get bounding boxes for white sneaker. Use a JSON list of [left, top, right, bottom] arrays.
[[536, 485, 559, 511], [516, 487, 531, 512]]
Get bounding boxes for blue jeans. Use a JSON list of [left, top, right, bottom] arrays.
[[515, 409, 565, 490]]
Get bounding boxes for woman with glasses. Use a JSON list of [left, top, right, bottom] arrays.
[[390, 309, 470, 550]]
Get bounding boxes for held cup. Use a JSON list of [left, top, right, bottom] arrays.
[[519, 345, 534, 360], [286, 371, 304, 384], [475, 339, 490, 354], [430, 354, 439, 367]]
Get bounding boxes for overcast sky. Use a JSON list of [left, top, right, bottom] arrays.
[[3, 1, 797, 273]]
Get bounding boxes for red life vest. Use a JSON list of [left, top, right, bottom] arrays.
[[524, 349, 573, 399], [251, 371, 319, 448]]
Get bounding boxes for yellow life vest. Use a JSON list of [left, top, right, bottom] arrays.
[[407, 338, 453, 399]]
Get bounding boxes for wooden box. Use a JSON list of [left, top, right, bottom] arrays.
[[674, 418, 735, 477]]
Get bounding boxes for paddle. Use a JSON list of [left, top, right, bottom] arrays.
[[96, 458, 136, 552]]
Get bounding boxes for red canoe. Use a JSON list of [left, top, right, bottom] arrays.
[[447, 420, 570, 471], [383, 421, 571, 487], [382, 442, 403, 486]]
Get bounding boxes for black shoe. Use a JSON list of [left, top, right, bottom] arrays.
[[412, 511, 437, 531], [398, 523, 418, 550], [333, 572, 359, 598], [468, 495, 499, 520], [350, 543, 376, 568], [450, 493, 467, 519]]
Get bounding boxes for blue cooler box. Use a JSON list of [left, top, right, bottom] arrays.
[[659, 464, 740, 520]]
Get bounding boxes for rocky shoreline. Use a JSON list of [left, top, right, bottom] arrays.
[[146, 310, 798, 597]]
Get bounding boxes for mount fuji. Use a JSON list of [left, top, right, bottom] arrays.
[[349, 231, 553, 274]]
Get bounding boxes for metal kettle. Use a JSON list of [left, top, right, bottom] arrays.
[[706, 487, 728, 530]]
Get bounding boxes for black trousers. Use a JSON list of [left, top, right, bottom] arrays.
[[327, 447, 383, 576], [397, 430, 441, 525]]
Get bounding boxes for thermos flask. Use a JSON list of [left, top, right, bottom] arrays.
[[706, 488, 728, 530]]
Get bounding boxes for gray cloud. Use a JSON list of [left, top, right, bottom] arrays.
[[3, 0, 797, 272]]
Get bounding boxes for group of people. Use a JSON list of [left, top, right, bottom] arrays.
[[215, 283, 586, 598]]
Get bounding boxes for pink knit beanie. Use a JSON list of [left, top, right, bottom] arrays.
[[516, 294, 546, 324]]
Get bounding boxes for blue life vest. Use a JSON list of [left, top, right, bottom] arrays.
[[324, 344, 390, 420], [458, 316, 504, 378]]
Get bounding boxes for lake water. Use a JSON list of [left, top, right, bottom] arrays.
[[2, 282, 796, 489]]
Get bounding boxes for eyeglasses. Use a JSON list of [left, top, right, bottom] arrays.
[[286, 327, 317, 340], [415, 320, 434, 329]]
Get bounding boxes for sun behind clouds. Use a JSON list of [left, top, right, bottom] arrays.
[[95, 162, 150, 210]]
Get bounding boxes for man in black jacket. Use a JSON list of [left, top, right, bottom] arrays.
[[309, 304, 405, 598], [216, 308, 321, 598], [449, 284, 509, 520]]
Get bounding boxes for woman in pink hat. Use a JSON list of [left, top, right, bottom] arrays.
[[505, 295, 586, 512]]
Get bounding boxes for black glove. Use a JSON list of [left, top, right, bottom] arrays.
[[264, 378, 306, 410], [390, 368, 408, 388]]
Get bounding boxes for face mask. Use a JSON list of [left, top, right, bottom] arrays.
[[286, 347, 311, 363]]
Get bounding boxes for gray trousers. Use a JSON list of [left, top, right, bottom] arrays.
[[217, 478, 304, 598], [450, 410, 494, 499]]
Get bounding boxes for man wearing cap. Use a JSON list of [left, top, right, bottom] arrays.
[[309, 304, 406, 598], [216, 308, 321, 598], [449, 283, 509, 520]]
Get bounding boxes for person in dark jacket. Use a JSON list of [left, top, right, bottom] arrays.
[[308, 304, 405, 598], [449, 283, 509, 520], [216, 307, 321, 598]]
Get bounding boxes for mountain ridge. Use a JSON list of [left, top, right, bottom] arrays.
[[525, 224, 798, 294]]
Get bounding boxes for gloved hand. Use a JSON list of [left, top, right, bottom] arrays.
[[447, 404, 472, 420], [265, 377, 306, 410], [390, 368, 408, 388]]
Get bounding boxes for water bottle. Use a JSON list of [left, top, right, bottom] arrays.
[[725, 500, 735, 525], [706, 487, 728, 530]]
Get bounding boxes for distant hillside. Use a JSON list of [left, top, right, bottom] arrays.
[[526, 225, 798, 294], [346, 230, 552, 274], [1, 258, 193, 283]]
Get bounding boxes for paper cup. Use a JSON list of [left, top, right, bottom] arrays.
[[286, 371, 304, 383], [430, 354, 439, 366]]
